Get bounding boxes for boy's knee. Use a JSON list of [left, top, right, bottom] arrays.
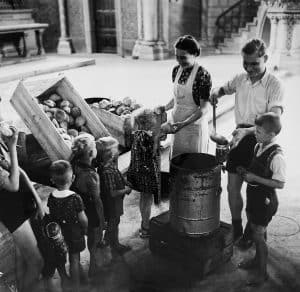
[[251, 224, 266, 242]]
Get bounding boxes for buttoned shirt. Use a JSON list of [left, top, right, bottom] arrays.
[[223, 72, 284, 125]]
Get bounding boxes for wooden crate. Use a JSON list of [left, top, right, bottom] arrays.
[[86, 98, 133, 149], [10, 77, 110, 162]]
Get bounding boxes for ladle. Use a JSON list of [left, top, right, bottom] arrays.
[[210, 102, 229, 146]]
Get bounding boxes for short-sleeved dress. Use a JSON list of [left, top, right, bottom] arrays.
[[47, 191, 86, 254], [72, 161, 104, 230], [127, 130, 161, 203], [0, 153, 35, 233], [98, 164, 126, 220]]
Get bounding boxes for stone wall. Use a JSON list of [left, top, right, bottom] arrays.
[[66, 0, 86, 53], [120, 0, 138, 55], [24, 0, 60, 52], [168, 0, 202, 54], [204, 0, 237, 46]]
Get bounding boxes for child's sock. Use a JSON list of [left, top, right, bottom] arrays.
[[232, 219, 243, 241]]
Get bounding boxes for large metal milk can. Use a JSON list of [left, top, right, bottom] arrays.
[[169, 153, 222, 237]]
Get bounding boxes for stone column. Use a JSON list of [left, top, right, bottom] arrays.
[[265, 0, 300, 69], [57, 0, 73, 54], [132, 0, 168, 60]]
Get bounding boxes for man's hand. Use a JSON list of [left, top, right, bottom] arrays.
[[230, 128, 249, 149], [209, 88, 220, 105]]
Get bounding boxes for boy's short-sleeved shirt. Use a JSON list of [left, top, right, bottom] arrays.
[[223, 72, 284, 125], [256, 142, 286, 183]]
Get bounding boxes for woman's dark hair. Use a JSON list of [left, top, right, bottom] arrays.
[[174, 35, 201, 56], [255, 112, 282, 135], [242, 38, 267, 57]]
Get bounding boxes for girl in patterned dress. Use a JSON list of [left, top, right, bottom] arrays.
[[95, 136, 132, 254], [47, 160, 88, 292], [70, 133, 105, 278], [127, 108, 165, 238]]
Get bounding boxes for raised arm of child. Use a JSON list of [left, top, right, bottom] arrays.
[[19, 167, 45, 218], [1, 126, 20, 192], [110, 185, 131, 197]]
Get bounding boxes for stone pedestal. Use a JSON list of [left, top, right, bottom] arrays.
[[132, 0, 168, 60], [57, 0, 72, 54], [266, 0, 300, 69]]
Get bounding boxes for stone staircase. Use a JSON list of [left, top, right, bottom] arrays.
[[214, 0, 263, 54]]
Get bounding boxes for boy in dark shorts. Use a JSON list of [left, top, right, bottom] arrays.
[[237, 113, 286, 286], [48, 160, 88, 292]]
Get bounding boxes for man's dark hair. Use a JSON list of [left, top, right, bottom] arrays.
[[242, 38, 267, 57], [255, 112, 282, 135]]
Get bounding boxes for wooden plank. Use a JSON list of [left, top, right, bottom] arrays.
[[55, 78, 110, 139], [10, 81, 72, 161], [91, 106, 131, 147]]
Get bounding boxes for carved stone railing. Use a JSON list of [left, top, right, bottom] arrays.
[[264, 0, 300, 68]]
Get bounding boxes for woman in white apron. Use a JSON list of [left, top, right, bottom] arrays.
[[160, 35, 212, 158]]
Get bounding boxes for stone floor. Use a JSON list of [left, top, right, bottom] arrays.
[[0, 53, 299, 292]]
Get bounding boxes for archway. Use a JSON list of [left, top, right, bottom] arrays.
[[261, 16, 271, 47]]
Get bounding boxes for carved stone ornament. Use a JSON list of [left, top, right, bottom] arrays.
[[264, 0, 300, 10]]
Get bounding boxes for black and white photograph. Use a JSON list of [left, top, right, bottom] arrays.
[[0, 0, 299, 291]]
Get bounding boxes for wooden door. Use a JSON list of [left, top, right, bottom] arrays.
[[94, 0, 117, 53]]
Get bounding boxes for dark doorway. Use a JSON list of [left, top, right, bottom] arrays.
[[94, 0, 117, 53]]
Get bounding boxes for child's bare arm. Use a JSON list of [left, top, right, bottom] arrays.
[[78, 210, 88, 233], [244, 172, 285, 189], [88, 173, 105, 223], [111, 185, 131, 197], [19, 167, 45, 218], [1, 127, 19, 192]]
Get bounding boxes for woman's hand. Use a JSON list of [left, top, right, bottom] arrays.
[[3, 126, 18, 150], [154, 105, 166, 114]]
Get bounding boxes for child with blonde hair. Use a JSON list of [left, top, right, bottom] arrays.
[[127, 107, 165, 238], [70, 133, 105, 277], [95, 136, 132, 254]]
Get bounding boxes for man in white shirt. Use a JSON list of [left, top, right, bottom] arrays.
[[209, 38, 284, 245]]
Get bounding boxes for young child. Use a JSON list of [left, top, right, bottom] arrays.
[[48, 160, 88, 292], [70, 133, 105, 278], [237, 112, 286, 286], [95, 136, 132, 254], [127, 107, 165, 238]]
